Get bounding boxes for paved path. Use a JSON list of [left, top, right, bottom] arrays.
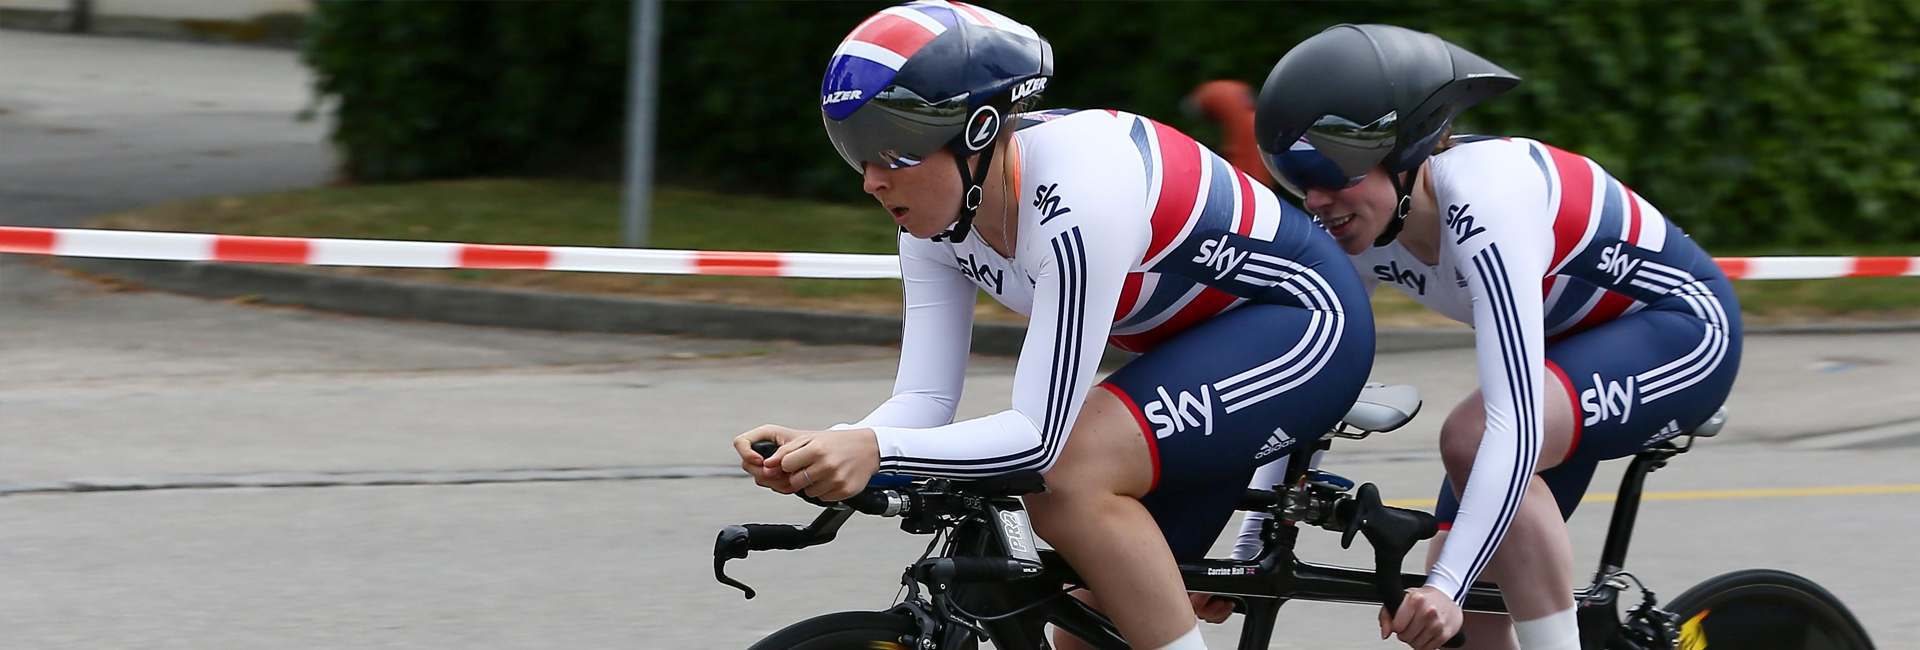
[[4, 265, 1916, 647]]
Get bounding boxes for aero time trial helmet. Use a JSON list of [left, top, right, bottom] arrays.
[[821, 1, 1052, 243], [1254, 24, 1518, 246]]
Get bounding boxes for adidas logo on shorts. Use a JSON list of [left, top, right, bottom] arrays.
[[1255, 427, 1295, 461], [1649, 419, 1685, 444]]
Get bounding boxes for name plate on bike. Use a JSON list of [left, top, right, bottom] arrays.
[[988, 503, 1043, 565]]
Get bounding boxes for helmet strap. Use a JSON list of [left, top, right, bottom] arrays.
[[935, 123, 1001, 244], [1374, 166, 1420, 247]]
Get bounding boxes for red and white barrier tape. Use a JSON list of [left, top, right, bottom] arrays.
[[2, 226, 1915, 281], [0, 226, 897, 278]]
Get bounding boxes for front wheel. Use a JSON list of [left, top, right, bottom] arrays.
[[745, 611, 920, 650], [1664, 569, 1873, 650]]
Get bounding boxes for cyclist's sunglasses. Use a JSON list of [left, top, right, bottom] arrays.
[[1262, 112, 1399, 199]]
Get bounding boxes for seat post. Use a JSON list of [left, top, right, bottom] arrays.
[[1593, 450, 1667, 580], [1282, 439, 1326, 486]]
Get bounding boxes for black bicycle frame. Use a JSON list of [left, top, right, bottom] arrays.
[[939, 444, 1682, 650]]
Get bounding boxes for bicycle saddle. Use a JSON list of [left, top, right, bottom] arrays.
[[1690, 406, 1728, 438], [1341, 383, 1422, 433]]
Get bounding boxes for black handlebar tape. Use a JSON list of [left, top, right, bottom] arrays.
[[741, 524, 812, 551], [1239, 488, 1281, 510], [751, 440, 779, 459], [924, 558, 1032, 584], [840, 490, 895, 515]]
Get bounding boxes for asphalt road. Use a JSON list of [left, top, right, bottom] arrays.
[[3, 28, 1917, 650], [5, 259, 1919, 648]]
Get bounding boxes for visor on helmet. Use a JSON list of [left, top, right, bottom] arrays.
[[1263, 112, 1399, 198], [823, 84, 970, 172]]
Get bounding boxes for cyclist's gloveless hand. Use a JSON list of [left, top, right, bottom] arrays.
[[734, 424, 800, 493], [1380, 586, 1462, 650], [733, 424, 880, 501], [1190, 592, 1234, 624]]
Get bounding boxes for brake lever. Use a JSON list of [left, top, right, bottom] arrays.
[[1343, 483, 1466, 648], [713, 525, 757, 599]]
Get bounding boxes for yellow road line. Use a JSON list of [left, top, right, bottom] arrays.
[[1381, 483, 1920, 509]]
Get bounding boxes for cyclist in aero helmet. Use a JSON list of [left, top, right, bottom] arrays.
[[736, 3, 1377, 648], [1242, 24, 1742, 650]]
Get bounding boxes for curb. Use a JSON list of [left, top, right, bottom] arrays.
[[62, 257, 1029, 353], [62, 258, 1473, 358], [61, 258, 1916, 359]]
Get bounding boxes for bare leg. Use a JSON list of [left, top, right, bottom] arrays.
[[1426, 386, 1578, 647], [1026, 388, 1199, 649]]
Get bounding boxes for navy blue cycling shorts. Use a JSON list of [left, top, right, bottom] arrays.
[[1437, 277, 1742, 524], [1100, 301, 1373, 560]]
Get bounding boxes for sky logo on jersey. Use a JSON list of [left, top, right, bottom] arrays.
[[1192, 234, 1251, 281], [1144, 384, 1213, 439], [1444, 203, 1487, 245], [955, 254, 1004, 294], [1373, 261, 1428, 295], [1033, 183, 1072, 224], [1595, 242, 1642, 285], [1580, 373, 1637, 426]]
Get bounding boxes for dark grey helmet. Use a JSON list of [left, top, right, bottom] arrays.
[[1254, 24, 1518, 246], [1255, 24, 1519, 188]]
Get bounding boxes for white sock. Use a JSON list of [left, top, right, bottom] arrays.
[[1150, 623, 1207, 650], [1512, 607, 1579, 650]]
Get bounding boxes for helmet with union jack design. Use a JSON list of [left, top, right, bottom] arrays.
[[820, 0, 1052, 243], [1254, 24, 1518, 246]]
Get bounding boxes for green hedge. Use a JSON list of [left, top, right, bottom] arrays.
[[303, 1, 631, 180], [305, 0, 1920, 246]]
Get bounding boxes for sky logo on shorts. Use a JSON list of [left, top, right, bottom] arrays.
[[1580, 373, 1637, 426], [1596, 242, 1642, 285], [1192, 234, 1251, 281], [1144, 384, 1213, 439]]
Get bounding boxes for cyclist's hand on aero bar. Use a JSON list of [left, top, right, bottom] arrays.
[[734, 424, 805, 494], [734, 424, 881, 501], [1381, 586, 1462, 650]]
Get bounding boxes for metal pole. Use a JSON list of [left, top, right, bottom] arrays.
[[69, 0, 92, 33], [621, 0, 662, 247]]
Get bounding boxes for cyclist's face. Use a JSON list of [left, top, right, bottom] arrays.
[[1302, 166, 1397, 255], [862, 148, 961, 240]]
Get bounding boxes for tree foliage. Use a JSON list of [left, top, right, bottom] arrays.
[[305, 0, 1920, 245]]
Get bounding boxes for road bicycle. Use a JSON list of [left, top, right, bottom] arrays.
[[713, 384, 1873, 649]]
